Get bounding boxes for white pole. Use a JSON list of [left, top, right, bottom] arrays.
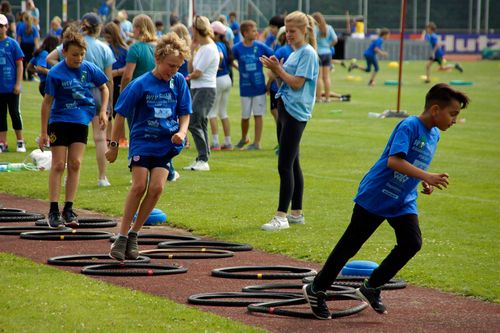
[[425, 0, 430, 25]]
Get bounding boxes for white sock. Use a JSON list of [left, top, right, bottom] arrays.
[[224, 136, 231, 145], [212, 135, 219, 145]]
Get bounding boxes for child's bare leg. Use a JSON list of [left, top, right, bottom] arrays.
[[64, 142, 86, 202], [118, 166, 149, 235], [209, 117, 218, 137], [253, 115, 263, 146], [240, 118, 250, 141], [425, 60, 433, 81], [322, 67, 331, 102], [48, 146, 68, 202], [221, 117, 231, 137], [92, 116, 108, 182]]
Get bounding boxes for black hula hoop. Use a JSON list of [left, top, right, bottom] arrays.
[[212, 266, 317, 280], [188, 292, 298, 307], [158, 240, 253, 252], [0, 208, 26, 214], [81, 263, 187, 276], [35, 218, 118, 228], [140, 248, 234, 259], [242, 283, 355, 299], [48, 254, 151, 266], [0, 225, 71, 235], [247, 293, 369, 319], [0, 212, 45, 222], [110, 233, 200, 245], [20, 230, 113, 240], [302, 275, 407, 290]]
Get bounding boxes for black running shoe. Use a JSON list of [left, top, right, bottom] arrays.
[[62, 209, 79, 228], [356, 282, 388, 314], [125, 232, 139, 260], [302, 283, 331, 320], [47, 211, 64, 229], [455, 63, 464, 73]]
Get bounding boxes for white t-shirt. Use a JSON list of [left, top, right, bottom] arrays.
[[191, 42, 219, 89]]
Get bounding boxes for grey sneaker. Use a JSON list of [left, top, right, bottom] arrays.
[[62, 209, 79, 228], [287, 214, 305, 225], [302, 283, 331, 320], [110, 235, 128, 261], [356, 282, 388, 314], [245, 143, 261, 151], [235, 138, 250, 149], [125, 232, 139, 260], [47, 211, 64, 229]]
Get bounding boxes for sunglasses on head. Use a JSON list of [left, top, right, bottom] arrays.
[[0, 24, 7, 28]]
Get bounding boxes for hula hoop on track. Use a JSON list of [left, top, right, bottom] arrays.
[[35, 218, 117, 229], [242, 283, 355, 299], [48, 254, 151, 266], [140, 248, 234, 259], [81, 263, 187, 276], [0, 212, 45, 222], [302, 275, 407, 290], [0, 208, 26, 214], [247, 293, 369, 319], [158, 240, 253, 252], [20, 230, 113, 241], [212, 266, 317, 280], [0, 225, 71, 235], [110, 233, 200, 245], [188, 292, 298, 307]]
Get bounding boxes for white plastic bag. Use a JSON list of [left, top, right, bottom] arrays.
[[29, 149, 52, 170]]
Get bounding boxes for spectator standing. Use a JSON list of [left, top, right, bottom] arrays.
[[229, 12, 241, 45], [25, 0, 39, 30], [0, 1, 16, 38], [48, 16, 63, 40], [16, 11, 39, 81]]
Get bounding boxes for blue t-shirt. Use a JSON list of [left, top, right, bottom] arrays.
[[276, 44, 319, 122], [426, 33, 444, 58], [232, 41, 274, 97], [230, 21, 241, 44], [270, 44, 293, 93], [109, 45, 128, 70], [215, 41, 230, 77], [29, 50, 49, 82], [115, 71, 192, 159], [49, 27, 63, 38], [0, 37, 24, 93], [354, 116, 440, 217], [315, 25, 337, 56], [264, 32, 276, 48], [178, 60, 188, 78], [45, 60, 109, 125], [364, 36, 384, 58], [16, 22, 39, 44]]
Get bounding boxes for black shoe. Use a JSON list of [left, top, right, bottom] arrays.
[[356, 282, 388, 314], [455, 63, 464, 73], [302, 283, 331, 320], [62, 209, 79, 228], [47, 211, 64, 229], [125, 232, 139, 260]]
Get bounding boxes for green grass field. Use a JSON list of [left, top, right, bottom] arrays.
[[1, 60, 499, 331]]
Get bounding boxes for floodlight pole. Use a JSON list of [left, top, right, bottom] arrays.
[[396, 0, 408, 113]]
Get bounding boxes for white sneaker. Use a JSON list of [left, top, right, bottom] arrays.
[[183, 161, 198, 170], [16, 140, 26, 153], [97, 177, 111, 187], [190, 160, 210, 171], [169, 171, 180, 182], [261, 216, 290, 231]]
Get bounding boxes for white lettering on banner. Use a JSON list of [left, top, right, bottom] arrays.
[[441, 34, 500, 53]]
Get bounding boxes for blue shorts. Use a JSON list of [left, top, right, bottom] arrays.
[[128, 154, 172, 171], [318, 53, 332, 67], [364, 55, 379, 72]]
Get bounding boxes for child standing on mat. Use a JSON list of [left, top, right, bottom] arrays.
[[259, 11, 318, 231], [302, 83, 470, 319], [348, 28, 390, 86], [39, 30, 109, 228], [106, 33, 191, 261]]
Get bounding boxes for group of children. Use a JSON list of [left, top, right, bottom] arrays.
[[1, 10, 472, 319]]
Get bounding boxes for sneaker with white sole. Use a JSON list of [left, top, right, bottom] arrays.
[[261, 216, 289, 231], [356, 282, 388, 314], [287, 214, 305, 224], [191, 160, 210, 171], [97, 177, 111, 187], [302, 283, 331, 320], [16, 140, 26, 153], [110, 235, 128, 261], [168, 171, 180, 181], [183, 160, 197, 170]]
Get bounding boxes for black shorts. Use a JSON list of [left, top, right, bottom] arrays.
[[318, 53, 332, 67], [48, 122, 89, 146], [128, 154, 173, 171], [270, 90, 278, 110]]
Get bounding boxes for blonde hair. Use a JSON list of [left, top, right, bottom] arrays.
[[170, 23, 192, 47], [192, 15, 214, 39], [51, 16, 62, 25], [133, 14, 157, 42], [312, 12, 327, 38], [285, 11, 317, 50], [155, 32, 191, 61]]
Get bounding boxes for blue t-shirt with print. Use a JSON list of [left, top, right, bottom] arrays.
[[275, 44, 318, 122], [426, 33, 444, 58], [115, 71, 192, 159], [0, 37, 24, 93], [354, 116, 440, 217], [232, 41, 273, 97], [16, 22, 39, 44], [364, 37, 384, 58], [29, 50, 49, 82], [270, 44, 293, 93], [215, 41, 230, 77], [316, 25, 337, 56], [45, 60, 109, 125]]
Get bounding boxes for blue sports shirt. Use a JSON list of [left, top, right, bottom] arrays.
[[29, 50, 49, 83], [364, 37, 384, 58], [0, 37, 24, 93]]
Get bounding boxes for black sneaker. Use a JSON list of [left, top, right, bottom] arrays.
[[356, 282, 388, 314], [455, 63, 464, 73], [110, 236, 128, 261], [62, 209, 79, 228], [302, 283, 331, 320], [125, 232, 139, 260], [47, 211, 64, 229]]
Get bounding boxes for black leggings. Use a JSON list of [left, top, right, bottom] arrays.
[[276, 99, 307, 212], [313, 203, 422, 290], [0, 93, 22, 132]]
